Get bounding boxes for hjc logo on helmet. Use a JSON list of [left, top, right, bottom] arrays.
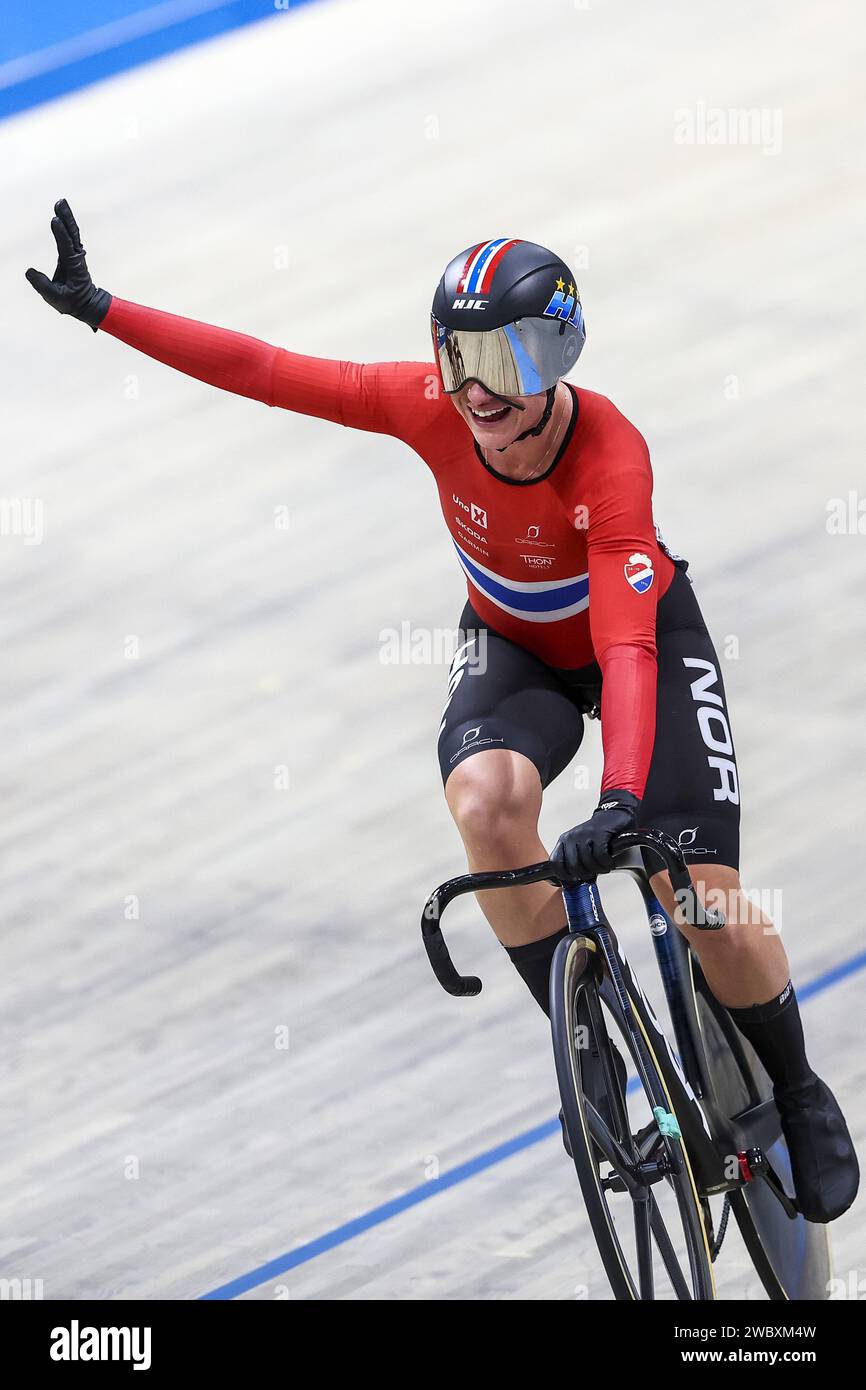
[[542, 278, 585, 330]]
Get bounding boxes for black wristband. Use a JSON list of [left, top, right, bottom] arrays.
[[83, 287, 113, 332]]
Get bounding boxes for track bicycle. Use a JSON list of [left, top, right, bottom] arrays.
[[420, 829, 832, 1300]]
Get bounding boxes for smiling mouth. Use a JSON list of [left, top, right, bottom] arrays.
[[468, 402, 511, 424]]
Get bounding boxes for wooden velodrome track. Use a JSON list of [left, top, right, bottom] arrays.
[[2, 0, 864, 1299]]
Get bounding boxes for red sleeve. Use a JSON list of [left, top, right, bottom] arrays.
[[578, 404, 661, 800], [596, 644, 657, 799], [100, 298, 434, 442]]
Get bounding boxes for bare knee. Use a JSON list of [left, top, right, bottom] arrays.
[[650, 868, 776, 952], [446, 751, 541, 854]]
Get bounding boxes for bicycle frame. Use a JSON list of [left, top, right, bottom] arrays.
[[562, 874, 730, 1195], [622, 863, 788, 1178], [420, 828, 790, 1207]]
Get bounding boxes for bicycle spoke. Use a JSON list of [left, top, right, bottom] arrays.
[[649, 1192, 693, 1299], [634, 1198, 654, 1299], [584, 1099, 636, 1174]]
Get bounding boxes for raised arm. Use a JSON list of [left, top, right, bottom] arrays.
[[98, 298, 410, 432], [26, 199, 429, 439]]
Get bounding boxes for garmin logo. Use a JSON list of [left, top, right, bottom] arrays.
[[49, 1320, 152, 1371], [451, 298, 488, 310]]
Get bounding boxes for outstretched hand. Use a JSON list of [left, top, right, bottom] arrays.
[[26, 199, 112, 330]]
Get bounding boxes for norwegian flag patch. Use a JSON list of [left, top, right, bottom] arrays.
[[624, 551, 654, 593]]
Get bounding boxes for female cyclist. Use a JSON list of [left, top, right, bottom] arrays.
[[27, 201, 858, 1224]]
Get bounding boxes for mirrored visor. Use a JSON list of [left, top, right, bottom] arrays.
[[431, 314, 583, 396]]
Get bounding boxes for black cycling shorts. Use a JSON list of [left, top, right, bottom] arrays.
[[437, 566, 741, 871]]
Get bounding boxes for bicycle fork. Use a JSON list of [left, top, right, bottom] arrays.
[[560, 880, 690, 1177]]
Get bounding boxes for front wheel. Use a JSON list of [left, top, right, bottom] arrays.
[[550, 934, 716, 1300]]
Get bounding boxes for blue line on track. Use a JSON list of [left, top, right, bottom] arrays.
[[0, 0, 318, 121], [200, 943, 866, 1299], [798, 948, 866, 1001], [200, 1118, 560, 1299]]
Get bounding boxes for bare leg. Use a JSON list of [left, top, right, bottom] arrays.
[[649, 864, 789, 1007], [445, 748, 565, 948]]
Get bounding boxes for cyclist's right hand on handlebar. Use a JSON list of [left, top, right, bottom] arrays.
[[550, 789, 640, 878], [26, 199, 112, 331]]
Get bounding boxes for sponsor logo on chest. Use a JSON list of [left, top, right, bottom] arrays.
[[452, 493, 487, 528], [514, 523, 554, 549], [449, 498, 576, 571]]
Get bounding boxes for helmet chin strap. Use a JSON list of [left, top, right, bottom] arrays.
[[495, 387, 556, 452]]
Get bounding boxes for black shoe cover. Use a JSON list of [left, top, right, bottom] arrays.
[[775, 1074, 860, 1223]]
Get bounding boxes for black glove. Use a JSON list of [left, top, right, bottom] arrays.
[[550, 789, 640, 879], [25, 199, 112, 331]]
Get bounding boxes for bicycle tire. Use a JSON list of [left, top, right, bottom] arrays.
[[551, 933, 716, 1300]]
